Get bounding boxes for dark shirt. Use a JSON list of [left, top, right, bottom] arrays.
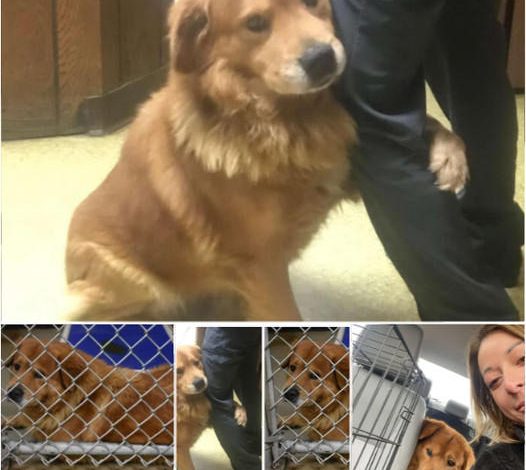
[[473, 427, 524, 470]]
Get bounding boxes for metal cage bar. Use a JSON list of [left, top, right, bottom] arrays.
[[351, 325, 428, 470]]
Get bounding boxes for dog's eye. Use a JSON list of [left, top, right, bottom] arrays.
[[33, 370, 44, 380], [289, 365, 296, 372], [303, 0, 318, 7], [245, 14, 270, 33], [193, 360, 201, 367], [447, 459, 456, 467], [13, 363, 21, 372], [176, 367, 184, 376], [309, 372, 319, 380], [426, 448, 433, 457]]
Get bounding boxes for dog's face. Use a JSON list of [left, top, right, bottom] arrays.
[[282, 340, 349, 409], [409, 419, 476, 470], [5, 338, 74, 409], [176, 345, 208, 396], [170, 0, 345, 96]]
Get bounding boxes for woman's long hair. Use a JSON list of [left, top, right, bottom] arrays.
[[468, 324, 524, 444]]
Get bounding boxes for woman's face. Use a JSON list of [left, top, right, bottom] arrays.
[[478, 330, 524, 425]]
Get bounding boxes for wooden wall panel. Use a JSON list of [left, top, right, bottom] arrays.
[[1, 0, 56, 137], [55, 0, 104, 133], [507, 0, 524, 89], [100, 0, 121, 93], [119, 0, 163, 83], [2, 0, 171, 139]]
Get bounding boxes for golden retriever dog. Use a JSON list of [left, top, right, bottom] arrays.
[[408, 418, 476, 470], [65, 0, 468, 321], [5, 338, 173, 445], [176, 344, 246, 470], [281, 339, 349, 442], [176, 344, 211, 470]]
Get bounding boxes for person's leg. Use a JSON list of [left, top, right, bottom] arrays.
[[425, 0, 524, 287], [201, 330, 261, 470], [331, 0, 518, 320], [233, 349, 261, 456]]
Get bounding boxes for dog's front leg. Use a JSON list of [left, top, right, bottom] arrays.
[[280, 413, 308, 429], [177, 446, 196, 470], [242, 262, 302, 321], [425, 116, 469, 194], [3, 413, 32, 429]]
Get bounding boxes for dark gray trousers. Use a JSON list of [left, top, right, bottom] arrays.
[[332, 0, 523, 320], [202, 328, 261, 470]]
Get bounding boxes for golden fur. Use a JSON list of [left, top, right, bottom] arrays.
[[282, 339, 349, 441], [65, 0, 467, 322], [5, 338, 173, 445], [176, 345, 211, 470], [408, 418, 476, 470]]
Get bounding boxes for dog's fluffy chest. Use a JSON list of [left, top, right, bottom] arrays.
[[206, 171, 346, 258], [166, 87, 355, 259]]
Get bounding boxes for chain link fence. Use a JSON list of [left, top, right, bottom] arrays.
[[352, 325, 429, 470], [265, 327, 350, 469], [1, 324, 174, 467]]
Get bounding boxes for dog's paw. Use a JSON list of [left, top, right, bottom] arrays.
[[234, 405, 247, 427], [428, 126, 469, 195], [278, 415, 303, 430], [2, 415, 27, 430]]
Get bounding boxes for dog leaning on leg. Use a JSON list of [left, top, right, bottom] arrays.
[[64, 0, 468, 322]]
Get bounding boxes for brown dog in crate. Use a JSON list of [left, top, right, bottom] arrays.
[[408, 418, 476, 470], [4, 338, 173, 445], [281, 339, 349, 441]]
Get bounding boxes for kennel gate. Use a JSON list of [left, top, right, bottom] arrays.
[[352, 325, 428, 470], [1, 324, 174, 467], [265, 327, 350, 469]]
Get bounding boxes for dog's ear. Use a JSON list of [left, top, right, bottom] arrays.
[[169, 0, 210, 74], [417, 418, 443, 441], [462, 445, 476, 470], [187, 344, 202, 360], [48, 342, 88, 389], [323, 344, 349, 390]]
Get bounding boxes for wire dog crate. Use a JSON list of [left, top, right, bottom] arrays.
[[351, 325, 428, 470], [265, 327, 350, 469], [1, 324, 174, 467]]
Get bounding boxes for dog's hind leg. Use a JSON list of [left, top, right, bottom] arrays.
[[60, 280, 162, 322], [241, 262, 302, 321], [176, 447, 196, 470]]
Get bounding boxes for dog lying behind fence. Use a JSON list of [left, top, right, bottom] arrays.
[[281, 339, 349, 442], [5, 338, 173, 445], [176, 344, 247, 470], [408, 418, 476, 470]]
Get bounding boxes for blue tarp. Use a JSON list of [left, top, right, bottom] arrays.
[[341, 327, 350, 348], [65, 324, 173, 369]]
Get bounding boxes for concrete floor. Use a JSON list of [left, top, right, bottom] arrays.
[[191, 428, 232, 470], [1, 94, 523, 322]]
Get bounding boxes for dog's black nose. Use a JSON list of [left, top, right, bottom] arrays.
[[299, 43, 337, 85], [193, 377, 206, 392], [284, 387, 299, 403], [7, 385, 24, 404]]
